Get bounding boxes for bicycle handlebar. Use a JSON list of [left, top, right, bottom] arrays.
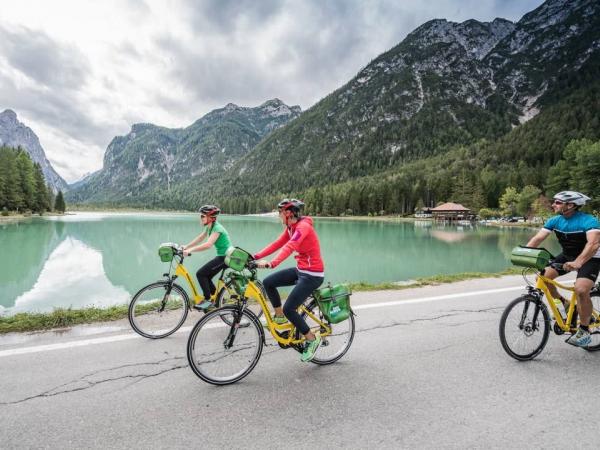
[[546, 262, 566, 272]]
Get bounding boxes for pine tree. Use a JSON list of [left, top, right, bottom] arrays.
[[32, 163, 50, 214], [54, 190, 66, 213], [16, 150, 36, 211]]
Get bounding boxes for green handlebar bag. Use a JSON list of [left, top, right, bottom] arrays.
[[225, 247, 251, 271], [510, 246, 553, 270], [158, 243, 178, 262], [314, 283, 353, 324]]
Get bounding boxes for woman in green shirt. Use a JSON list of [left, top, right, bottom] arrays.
[[183, 205, 232, 310]]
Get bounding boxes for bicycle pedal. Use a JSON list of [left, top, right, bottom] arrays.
[[275, 330, 291, 349]]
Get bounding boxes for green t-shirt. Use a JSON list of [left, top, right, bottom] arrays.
[[205, 221, 232, 256]]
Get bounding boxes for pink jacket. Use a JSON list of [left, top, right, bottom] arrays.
[[254, 217, 324, 273]]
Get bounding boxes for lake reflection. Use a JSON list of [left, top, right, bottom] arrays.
[[11, 237, 130, 314], [0, 213, 557, 314]]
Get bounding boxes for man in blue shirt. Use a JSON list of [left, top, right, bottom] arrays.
[[526, 191, 600, 347]]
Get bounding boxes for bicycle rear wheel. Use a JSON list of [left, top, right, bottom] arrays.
[[301, 300, 355, 365], [129, 281, 188, 339], [187, 306, 263, 385], [585, 287, 600, 351], [499, 295, 550, 361]]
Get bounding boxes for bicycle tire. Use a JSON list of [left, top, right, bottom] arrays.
[[187, 305, 263, 385], [301, 300, 355, 365], [499, 295, 550, 361], [585, 287, 600, 351], [215, 281, 264, 323], [128, 281, 189, 339]]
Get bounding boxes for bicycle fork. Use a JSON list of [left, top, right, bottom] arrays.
[[223, 307, 245, 349], [520, 288, 543, 331]]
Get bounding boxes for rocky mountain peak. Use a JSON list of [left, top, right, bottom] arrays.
[[130, 123, 157, 134], [520, 0, 590, 27], [0, 109, 18, 126], [408, 17, 516, 60], [0, 109, 68, 192], [259, 98, 301, 118]]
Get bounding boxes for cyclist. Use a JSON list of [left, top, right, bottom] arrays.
[[255, 199, 325, 362], [526, 191, 600, 347], [183, 205, 232, 311]]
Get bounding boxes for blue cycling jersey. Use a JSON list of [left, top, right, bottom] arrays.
[[543, 212, 600, 258]]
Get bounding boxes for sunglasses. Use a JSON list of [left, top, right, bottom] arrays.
[[552, 200, 565, 205]]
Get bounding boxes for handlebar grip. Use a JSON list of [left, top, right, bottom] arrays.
[[247, 261, 257, 270], [549, 262, 564, 271]]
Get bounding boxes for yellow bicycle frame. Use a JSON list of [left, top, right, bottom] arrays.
[[174, 262, 226, 305], [536, 274, 600, 332], [243, 280, 332, 346]]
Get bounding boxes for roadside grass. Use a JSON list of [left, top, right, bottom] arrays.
[[349, 267, 523, 291], [0, 305, 130, 334], [1, 267, 524, 334]]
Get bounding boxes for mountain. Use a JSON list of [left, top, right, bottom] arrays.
[[215, 0, 599, 198], [0, 109, 68, 193], [67, 99, 301, 205], [68, 0, 600, 214]]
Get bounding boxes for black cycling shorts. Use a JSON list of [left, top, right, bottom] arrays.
[[548, 253, 600, 282]]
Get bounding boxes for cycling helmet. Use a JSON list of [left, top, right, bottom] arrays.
[[198, 204, 221, 217], [552, 191, 590, 206], [277, 198, 304, 216]]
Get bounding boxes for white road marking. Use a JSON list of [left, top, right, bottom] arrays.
[[0, 283, 568, 358]]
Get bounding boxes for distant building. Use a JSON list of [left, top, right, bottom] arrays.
[[431, 202, 472, 221], [414, 207, 432, 218]]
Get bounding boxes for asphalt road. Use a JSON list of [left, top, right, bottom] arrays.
[[1, 275, 598, 450]]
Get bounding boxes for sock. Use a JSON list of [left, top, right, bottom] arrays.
[[580, 325, 589, 332]]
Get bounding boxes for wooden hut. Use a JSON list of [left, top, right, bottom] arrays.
[[431, 202, 471, 222]]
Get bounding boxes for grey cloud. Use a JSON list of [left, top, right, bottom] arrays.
[[0, 24, 91, 89], [0, 24, 121, 150], [154, 1, 424, 110], [182, 0, 284, 32], [0, 70, 118, 149]]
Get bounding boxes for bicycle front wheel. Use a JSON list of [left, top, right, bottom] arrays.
[[129, 282, 189, 339], [187, 306, 263, 385], [301, 300, 355, 365], [499, 295, 550, 361]]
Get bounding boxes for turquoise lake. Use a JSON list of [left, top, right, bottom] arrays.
[[0, 212, 556, 314]]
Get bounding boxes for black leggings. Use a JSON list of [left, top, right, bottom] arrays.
[[262, 268, 324, 335], [196, 256, 226, 300]]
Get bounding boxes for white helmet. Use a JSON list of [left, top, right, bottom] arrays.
[[553, 191, 590, 206]]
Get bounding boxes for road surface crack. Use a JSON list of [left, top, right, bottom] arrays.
[[1, 357, 188, 405]]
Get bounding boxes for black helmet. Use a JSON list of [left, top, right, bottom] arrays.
[[198, 205, 221, 217], [277, 198, 304, 216]]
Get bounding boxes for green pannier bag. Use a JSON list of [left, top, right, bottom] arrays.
[[225, 247, 251, 271], [314, 283, 353, 324], [510, 246, 553, 270], [228, 272, 248, 295], [158, 242, 178, 262]]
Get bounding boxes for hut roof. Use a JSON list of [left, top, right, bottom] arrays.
[[431, 202, 470, 212]]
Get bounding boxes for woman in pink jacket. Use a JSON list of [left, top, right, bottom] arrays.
[[255, 199, 325, 362]]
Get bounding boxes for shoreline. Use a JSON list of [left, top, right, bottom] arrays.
[[0, 212, 67, 223], [0, 208, 542, 229], [0, 267, 523, 334]]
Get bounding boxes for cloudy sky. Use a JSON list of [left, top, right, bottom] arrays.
[[0, 0, 543, 183]]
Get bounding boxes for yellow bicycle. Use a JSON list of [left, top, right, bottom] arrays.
[[128, 243, 262, 339], [187, 248, 355, 385], [499, 248, 600, 360]]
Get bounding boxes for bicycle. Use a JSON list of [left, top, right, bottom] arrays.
[[186, 247, 355, 385], [499, 246, 600, 360], [128, 243, 262, 339]]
